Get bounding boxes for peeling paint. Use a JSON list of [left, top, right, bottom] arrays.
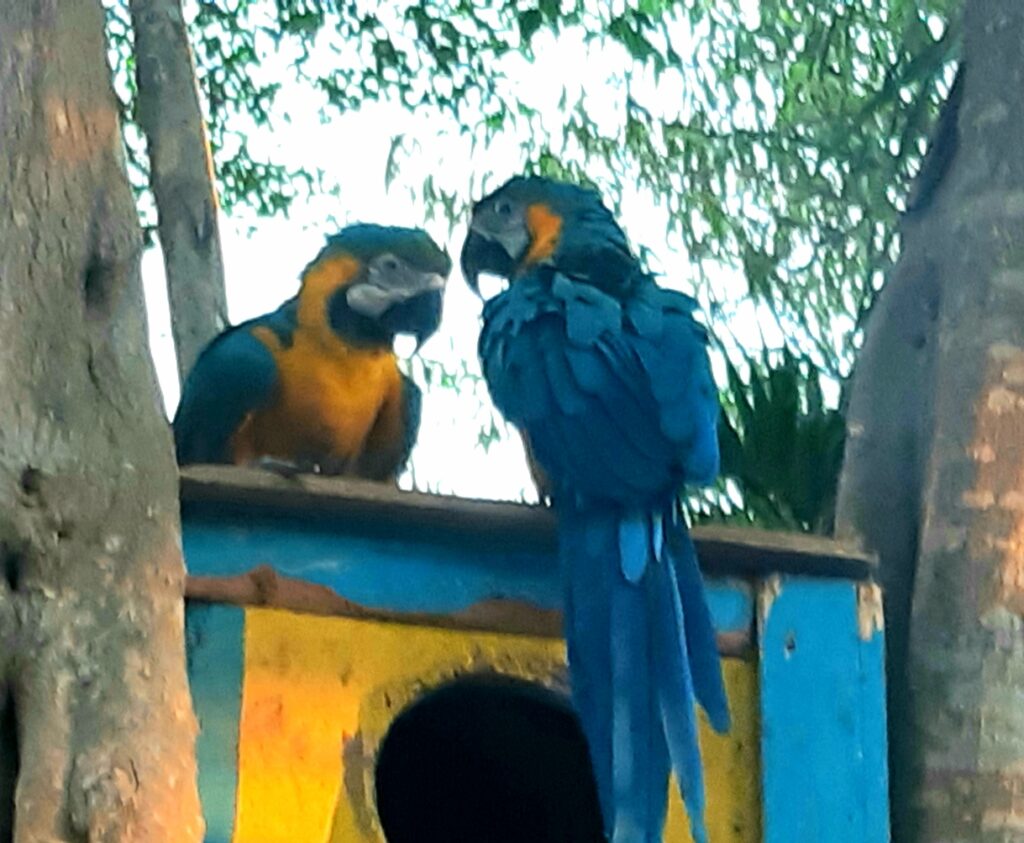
[[757, 575, 782, 626], [857, 582, 885, 641]]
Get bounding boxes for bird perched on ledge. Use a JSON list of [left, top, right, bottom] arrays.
[[173, 224, 450, 481], [461, 176, 729, 843]]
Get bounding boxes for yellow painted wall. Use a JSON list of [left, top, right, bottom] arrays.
[[233, 607, 760, 843], [671, 659, 762, 843]]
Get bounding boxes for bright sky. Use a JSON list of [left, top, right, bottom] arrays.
[[141, 14, 787, 503]]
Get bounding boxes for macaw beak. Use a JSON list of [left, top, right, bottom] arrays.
[[345, 269, 447, 318], [460, 228, 516, 298], [408, 287, 445, 351], [365, 284, 446, 352], [340, 268, 448, 351]]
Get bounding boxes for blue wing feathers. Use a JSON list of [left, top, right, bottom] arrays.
[[488, 319, 661, 498], [481, 273, 718, 505], [173, 310, 285, 464], [397, 372, 423, 471], [541, 339, 591, 418], [480, 269, 727, 843]]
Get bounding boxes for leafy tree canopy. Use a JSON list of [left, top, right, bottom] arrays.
[[103, 0, 959, 530]]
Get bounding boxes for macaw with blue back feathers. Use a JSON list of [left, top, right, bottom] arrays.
[[461, 176, 730, 843], [173, 224, 450, 480]]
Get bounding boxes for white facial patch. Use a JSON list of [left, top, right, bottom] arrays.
[[346, 272, 447, 318], [346, 283, 402, 318]]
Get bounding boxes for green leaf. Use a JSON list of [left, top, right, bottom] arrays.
[[518, 9, 543, 43]]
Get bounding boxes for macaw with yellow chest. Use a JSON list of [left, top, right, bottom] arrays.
[[461, 176, 730, 843], [173, 224, 450, 481]]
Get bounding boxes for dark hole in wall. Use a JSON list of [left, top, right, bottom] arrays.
[[374, 673, 605, 843], [0, 692, 16, 842]]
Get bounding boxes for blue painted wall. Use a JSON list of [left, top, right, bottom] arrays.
[[759, 578, 889, 843], [186, 604, 245, 843], [183, 511, 752, 635], [181, 508, 889, 843]]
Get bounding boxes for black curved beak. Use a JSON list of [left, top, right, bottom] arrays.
[[460, 229, 516, 298], [411, 288, 444, 351], [337, 266, 447, 353], [380, 288, 445, 352]]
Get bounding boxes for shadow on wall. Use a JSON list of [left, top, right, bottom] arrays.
[[374, 673, 605, 843]]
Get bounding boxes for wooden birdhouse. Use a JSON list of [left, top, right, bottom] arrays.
[[181, 466, 888, 843]]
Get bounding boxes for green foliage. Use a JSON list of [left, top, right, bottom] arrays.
[[106, 3, 959, 355], [707, 348, 846, 533], [400, 355, 510, 454], [105, 0, 963, 527]]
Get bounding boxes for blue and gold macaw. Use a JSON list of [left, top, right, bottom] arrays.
[[173, 224, 450, 481], [461, 176, 729, 843]]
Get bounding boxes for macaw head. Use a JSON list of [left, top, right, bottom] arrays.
[[460, 175, 636, 297], [300, 224, 451, 349]]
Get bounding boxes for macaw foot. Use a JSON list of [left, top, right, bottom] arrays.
[[249, 455, 358, 479], [251, 456, 312, 479], [310, 455, 356, 477]]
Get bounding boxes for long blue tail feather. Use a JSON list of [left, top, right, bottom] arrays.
[[560, 505, 728, 843], [560, 513, 615, 831], [667, 518, 731, 733], [649, 533, 708, 843], [611, 561, 671, 843]]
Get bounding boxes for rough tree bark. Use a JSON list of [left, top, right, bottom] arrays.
[[834, 69, 958, 843], [130, 0, 227, 385], [0, 1, 203, 840], [837, 4, 1024, 840]]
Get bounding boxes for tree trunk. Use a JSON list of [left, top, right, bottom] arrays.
[[837, 4, 1024, 840], [130, 0, 227, 385], [833, 73, 957, 843], [0, 1, 203, 840]]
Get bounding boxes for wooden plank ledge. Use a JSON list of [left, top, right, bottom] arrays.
[[185, 566, 751, 657], [180, 465, 876, 580]]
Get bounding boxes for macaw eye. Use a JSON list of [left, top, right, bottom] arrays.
[[381, 257, 400, 273], [495, 200, 513, 217]]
